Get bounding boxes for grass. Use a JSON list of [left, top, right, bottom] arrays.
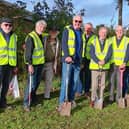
[[0, 76, 129, 129]]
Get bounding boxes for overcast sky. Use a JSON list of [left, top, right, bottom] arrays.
[[6, 0, 129, 27]]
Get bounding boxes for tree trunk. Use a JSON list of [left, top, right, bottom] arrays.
[[118, 0, 123, 25]]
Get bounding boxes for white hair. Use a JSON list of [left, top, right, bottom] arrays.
[[73, 15, 82, 21], [35, 20, 47, 27]]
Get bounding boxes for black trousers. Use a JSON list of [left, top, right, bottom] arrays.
[[0, 65, 13, 105], [80, 59, 91, 93]]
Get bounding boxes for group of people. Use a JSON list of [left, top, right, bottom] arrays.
[[58, 15, 129, 111], [0, 15, 129, 113], [0, 17, 60, 111]]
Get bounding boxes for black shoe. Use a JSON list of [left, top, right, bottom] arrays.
[[108, 100, 114, 104], [0, 103, 12, 109], [44, 97, 51, 100]]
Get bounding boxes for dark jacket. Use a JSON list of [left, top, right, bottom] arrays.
[[61, 25, 83, 63]]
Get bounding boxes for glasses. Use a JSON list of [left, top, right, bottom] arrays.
[[4, 24, 12, 27], [75, 20, 82, 23]]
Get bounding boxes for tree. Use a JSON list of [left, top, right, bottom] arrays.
[[33, 0, 85, 32]]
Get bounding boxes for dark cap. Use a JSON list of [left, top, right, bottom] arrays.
[[0, 17, 13, 24]]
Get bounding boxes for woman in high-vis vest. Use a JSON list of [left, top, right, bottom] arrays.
[[0, 17, 18, 109], [23, 20, 47, 112], [58, 15, 85, 112], [109, 25, 129, 103], [89, 26, 112, 108]]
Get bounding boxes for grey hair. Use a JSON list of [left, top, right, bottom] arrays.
[[85, 22, 93, 27], [115, 25, 123, 31], [73, 15, 82, 21], [35, 20, 47, 27], [99, 26, 107, 32]]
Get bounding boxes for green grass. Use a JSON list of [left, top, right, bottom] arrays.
[[0, 77, 129, 129]]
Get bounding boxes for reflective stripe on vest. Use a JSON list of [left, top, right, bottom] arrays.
[[112, 36, 129, 66], [62, 26, 75, 56], [62, 26, 86, 57], [90, 37, 110, 70], [81, 33, 86, 58], [25, 31, 45, 65], [82, 34, 95, 59], [0, 32, 17, 66]]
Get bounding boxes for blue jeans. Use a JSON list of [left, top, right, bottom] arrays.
[[59, 62, 80, 104], [75, 77, 83, 94], [23, 64, 43, 107]]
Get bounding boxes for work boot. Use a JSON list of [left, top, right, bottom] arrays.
[[71, 101, 77, 109], [23, 106, 30, 112], [90, 101, 94, 108], [0, 102, 12, 109], [85, 92, 91, 99]]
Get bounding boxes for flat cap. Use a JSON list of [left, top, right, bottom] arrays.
[[0, 17, 13, 24]]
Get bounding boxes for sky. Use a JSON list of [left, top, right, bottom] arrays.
[[6, 0, 129, 27]]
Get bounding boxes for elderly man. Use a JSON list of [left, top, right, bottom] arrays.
[[23, 20, 47, 111], [0, 17, 18, 108], [90, 26, 112, 108], [58, 15, 86, 111], [77, 22, 95, 98], [109, 25, 129, 103]]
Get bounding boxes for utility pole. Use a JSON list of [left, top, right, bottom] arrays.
[[118, 0, 123, 25]]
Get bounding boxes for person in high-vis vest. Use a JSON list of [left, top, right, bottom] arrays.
[[58, 15, 85, 111], [23, 20, 47, 112], [0, 17, 18, 108], [109, 25, 129, 103], [123, 55, 129, 97], [89, 26, 112, 108], [77, 22, 95, 98]]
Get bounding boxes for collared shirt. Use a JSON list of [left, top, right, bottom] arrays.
[[0, 28, 12, 43], [99, 40, 105, 51], [90, 39, 112, 64]]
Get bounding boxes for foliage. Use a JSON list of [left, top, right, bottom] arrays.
[[16, 1, 27, 9], [32, 0, 85, 33]]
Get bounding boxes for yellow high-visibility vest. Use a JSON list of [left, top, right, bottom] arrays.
[[62, 26, 86, 57], [112, 36, 129, 66], [25, 31, 45, 65], [90, 37, 111, 70], [0, 32, 17, 66], [82, 34, 95, 60]]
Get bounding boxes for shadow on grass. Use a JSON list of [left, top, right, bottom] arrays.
[[6, 89, 60, 110], [72, 96, 90, 114], [50, 89, 60, 98], [104, 92, 117, 107]]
